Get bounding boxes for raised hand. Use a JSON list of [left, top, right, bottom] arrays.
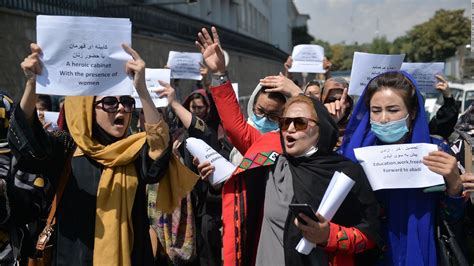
[[435, 74, 451, 98], [195, 27, 226, 74], [259, 72, 302, 97], [324, 88, 349, 123], [155, 80, 177, 105], [123, 44, 146, 91], [21, 43, 43, 81]]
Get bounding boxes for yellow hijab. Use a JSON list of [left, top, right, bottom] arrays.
[[65, 96, 198, 265]]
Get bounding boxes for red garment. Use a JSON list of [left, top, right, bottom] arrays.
[[211, 82, 375, 266]]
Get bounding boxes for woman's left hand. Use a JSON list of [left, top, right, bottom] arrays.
[[123, 44, 146, 91], [294, 213, 330, 246], [423, 151, 462, 196]]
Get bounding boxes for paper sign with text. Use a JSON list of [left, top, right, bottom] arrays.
[[401, 62, 445, 93], [354, 143, 444, 190], [348, 52, 405, 96], [185, 137, 236, 185], [289, 44, 325, 73], [38, 111, 60, 132], [36, 15, 133, 96], [133, 68, 171, 108], [167, 52, 203, 80]]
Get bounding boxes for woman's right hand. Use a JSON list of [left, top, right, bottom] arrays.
[[20, 43, 42, 81], [193, 157, 215, 182]]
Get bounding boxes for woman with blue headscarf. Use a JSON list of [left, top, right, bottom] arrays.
[[340, 71, 465, 265]]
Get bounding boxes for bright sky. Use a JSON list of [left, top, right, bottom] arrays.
[[293, 0, 470, 44]]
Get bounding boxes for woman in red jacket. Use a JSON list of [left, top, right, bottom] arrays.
[[195, 27, 382, 266]]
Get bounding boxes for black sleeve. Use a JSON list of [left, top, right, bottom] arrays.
[[139, 140, 172, 184], [7, 106, 75, 179], [204, 90, 221, 133], [429, 97, 459, 140], [188, 114, 220, 151]]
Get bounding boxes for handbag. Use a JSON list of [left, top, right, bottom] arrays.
[[28, 152, 73, 266], [437, 218, 469, 266]]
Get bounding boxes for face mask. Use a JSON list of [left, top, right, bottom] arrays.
[[370, 114, 409, 143], [251, 113, 279, 133]]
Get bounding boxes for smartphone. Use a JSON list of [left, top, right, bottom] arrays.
[[288, 203, 319, 225]]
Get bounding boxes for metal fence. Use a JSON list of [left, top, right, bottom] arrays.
[[0, 0, 288, 61]]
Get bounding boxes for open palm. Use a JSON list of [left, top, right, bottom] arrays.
[[195, 27, 226, 73]]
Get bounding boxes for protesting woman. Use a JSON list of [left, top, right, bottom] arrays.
[[340, 71, 465, 265], [9, 43, 197, 265]]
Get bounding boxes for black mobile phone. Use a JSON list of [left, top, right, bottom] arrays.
[[288, 203, 319, 225]]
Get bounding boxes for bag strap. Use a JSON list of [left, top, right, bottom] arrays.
[[36, 151, 74, 251]]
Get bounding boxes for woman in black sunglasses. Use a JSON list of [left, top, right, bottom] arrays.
[[197, 93, 382, 265], [9, 43, 198, 266]]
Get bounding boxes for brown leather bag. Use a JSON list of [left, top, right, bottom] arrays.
[[28, 153, 73, 266]]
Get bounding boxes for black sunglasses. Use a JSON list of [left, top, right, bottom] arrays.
[[253, 107, 281, 122], [94, 96, 135, 113], [279, 117, 318, 131]]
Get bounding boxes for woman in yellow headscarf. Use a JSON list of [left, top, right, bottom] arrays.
[[10, 43, 198, 265]]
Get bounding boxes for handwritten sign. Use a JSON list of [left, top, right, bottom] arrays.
[[36, 15, 132, 96], [296, 171, 355, 254], [289, 45, 325, 73], [133, 68, 171, 108], [348, 52, 405, 96], [401, 63, 445, 93], [354, 143, 444, 190], [167, 51, 203, 80], [186, 137, 236, 185]]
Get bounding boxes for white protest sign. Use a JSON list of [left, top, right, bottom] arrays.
[[348, 52, 405, 96], [167, 51, 203, 80], [354, 143, 444, 190], [232, 83, 239, 101], [38, 111, 60, 132], [185, 137, 236, 185], [133, 68, 171, 108], [36, 15, 132, 96], [296, 171, 355, 255], [401, 62, 445, 93], [289, 45, 325, 73]]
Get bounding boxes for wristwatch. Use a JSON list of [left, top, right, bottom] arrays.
[[211, 71, 230, 86]]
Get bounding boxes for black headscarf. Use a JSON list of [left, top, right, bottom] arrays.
[[282, 97, 382, 265]]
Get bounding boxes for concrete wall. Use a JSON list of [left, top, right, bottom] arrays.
[[1, 8, 284, 104]]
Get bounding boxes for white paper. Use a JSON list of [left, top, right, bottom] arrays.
[[296, 171, 356, 255], [401, 63, 445, 93], [133, 68, 171, 108], [354, 143, 444, 190], [289, 45, 325, 73], [185, 137, 236, 185], [36, 15, 133, 96], [232, 83, 239, 101], [348, 52, 405, 96], [38, 111, 60, 131], [167, 51, 203, 80]]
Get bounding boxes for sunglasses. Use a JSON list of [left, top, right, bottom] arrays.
[[279, 117, 318, 131], [94, 96, 135, 113], [253, 107, 281, 122]]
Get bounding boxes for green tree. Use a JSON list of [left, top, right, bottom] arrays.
[[369, 36, 391, 54], [405, 9, 470, 62]]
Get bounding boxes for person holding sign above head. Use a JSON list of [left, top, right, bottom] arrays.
[[340, 71, 465, 266], [196, 24, 381, 266], [10, 43, 198, 266]]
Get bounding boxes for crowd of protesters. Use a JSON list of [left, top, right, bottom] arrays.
[[0, 24, 472, 266]]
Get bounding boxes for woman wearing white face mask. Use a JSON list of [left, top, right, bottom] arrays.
[[341, 71, 465, 266]]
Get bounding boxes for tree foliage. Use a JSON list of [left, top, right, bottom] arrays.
[[304, 8, 470, 70]]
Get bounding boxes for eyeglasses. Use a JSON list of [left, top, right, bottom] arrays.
[[279, 117, 318, 131], [253, 107, 281, 122], [94, 96, 135, 113]]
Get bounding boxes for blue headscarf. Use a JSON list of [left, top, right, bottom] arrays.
[[340, 71, 438, 266]]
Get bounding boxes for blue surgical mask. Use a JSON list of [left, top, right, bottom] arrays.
[[370, 115, 409, 143], [251, 113, 279, 133]]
